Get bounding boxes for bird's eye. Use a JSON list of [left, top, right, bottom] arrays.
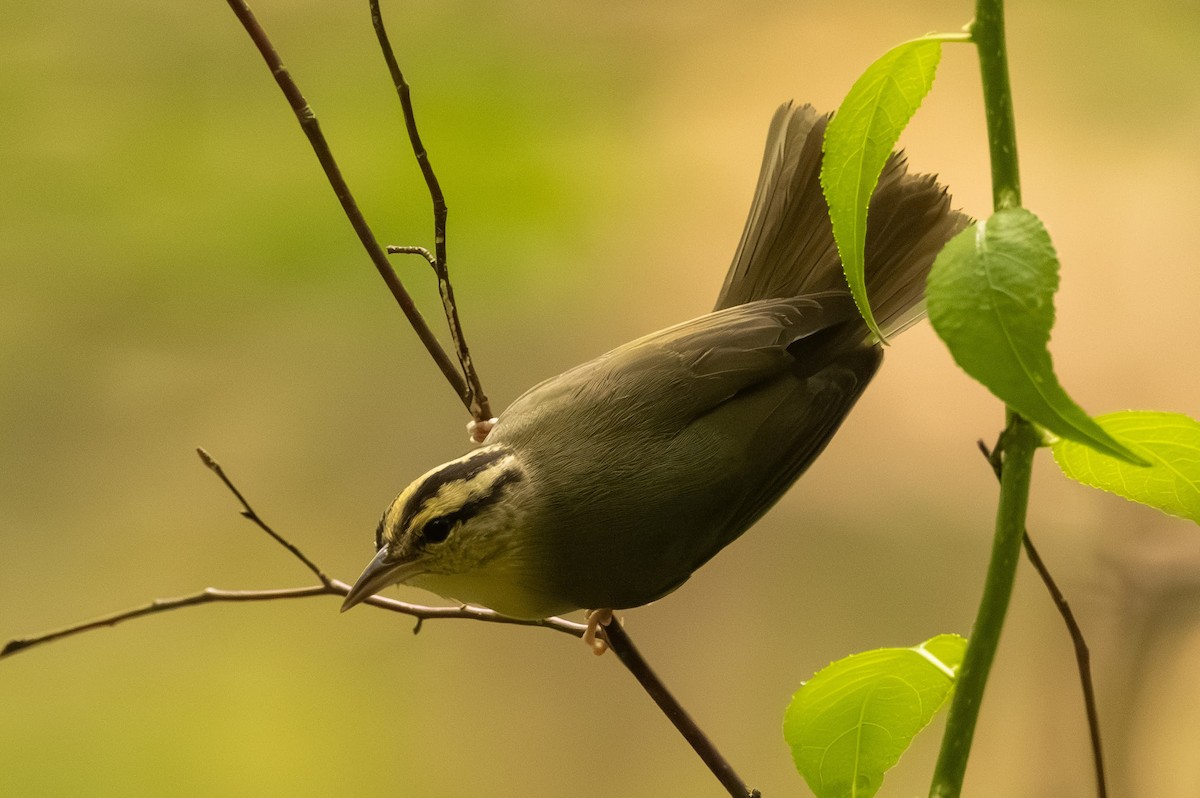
[[422, 516, 454, 544]]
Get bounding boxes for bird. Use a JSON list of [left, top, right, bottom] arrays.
[[341, 102, 968, 641]]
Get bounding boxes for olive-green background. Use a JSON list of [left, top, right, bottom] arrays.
[[3, 1, 1198, 795]]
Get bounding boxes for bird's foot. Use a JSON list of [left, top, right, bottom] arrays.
[[467, 417, 498, 445], [583, 608, 614, 656]]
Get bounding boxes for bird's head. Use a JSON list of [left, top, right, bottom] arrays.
[[341, 445, 549, 616]]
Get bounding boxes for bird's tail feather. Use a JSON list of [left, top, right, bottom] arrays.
[[714, 102, 969, 339]]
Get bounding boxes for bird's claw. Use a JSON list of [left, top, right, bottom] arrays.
[[467, 417, 498, 445], [583, 608, 614, 656]]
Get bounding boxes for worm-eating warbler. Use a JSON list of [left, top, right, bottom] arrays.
[[342, 102, 967, 620]]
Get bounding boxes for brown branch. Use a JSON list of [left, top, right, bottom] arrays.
[[223, 0, 475, 415], [601, 621, 760, 798], [977, 439, 1108, 798]]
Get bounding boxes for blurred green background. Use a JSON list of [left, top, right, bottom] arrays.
[[3, 1, 1199, 795]]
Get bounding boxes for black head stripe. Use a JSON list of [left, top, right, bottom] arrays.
[[399, 446, 514, 532], [419, 468, 524, 538]]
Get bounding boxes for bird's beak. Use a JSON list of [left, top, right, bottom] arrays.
[[340, 548, 423, 612]]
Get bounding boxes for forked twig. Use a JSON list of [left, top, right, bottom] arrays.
[[370, 0, 491, 421], [224, 0, 485, 419], [978, 439, 1108, 798]]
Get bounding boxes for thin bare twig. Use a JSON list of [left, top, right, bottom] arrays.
[[369, 0, 492, 421], [388, 245, 437, 270], [1019, 534, 1106, 798], [1, 583, 586, 660], [223, 0, 475, 415], [2, 587, 327, 659], [977, 439, 1108, 798], [602, 620, 760, 798], [196, 447, 332, 586]]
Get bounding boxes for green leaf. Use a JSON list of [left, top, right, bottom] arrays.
[[822, 37, 942, 342], [1052, 411, 1200, 523], [783, 634, 966, 798], [927, 208, 1144, 464]]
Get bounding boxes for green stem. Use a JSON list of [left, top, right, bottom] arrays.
[[929, 2, 1034, 796], [972, 0, 1021, 209], [930, 418, 1037, 797]]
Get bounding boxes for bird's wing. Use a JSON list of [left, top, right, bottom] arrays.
[[497, 295, 862, 443], [584, 294, 861, 423]]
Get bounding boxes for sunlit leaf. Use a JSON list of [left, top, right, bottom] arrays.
[[822, 37, 942, 341], [1052, 411, 1200, 523], [927, 208, 1144, 463], [783, 634, 966, 798]]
